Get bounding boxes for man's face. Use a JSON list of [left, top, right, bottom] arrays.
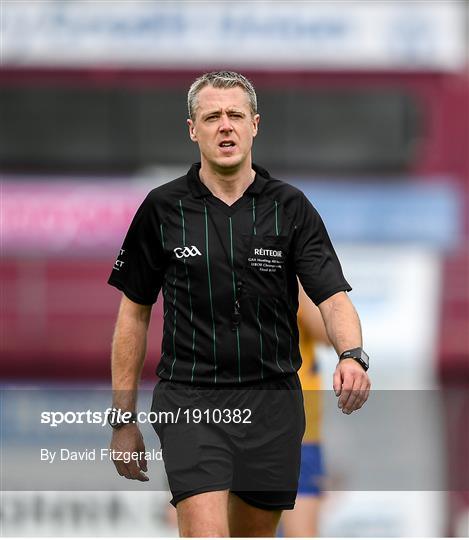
[[187, 85, 260, 172]]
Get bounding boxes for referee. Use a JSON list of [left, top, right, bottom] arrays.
[[107, 71, 371, 537]]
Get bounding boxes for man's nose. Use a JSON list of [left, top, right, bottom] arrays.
[[218, 114, 233, 132]]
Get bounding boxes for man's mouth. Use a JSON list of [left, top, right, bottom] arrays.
[[219, 141, 236, 148]]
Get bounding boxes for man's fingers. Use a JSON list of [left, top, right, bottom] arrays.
[[136, 436, 148, 474], [333, 369, 342, 396], [340, 377, 358, 414], [113, 458, 130, 478], [126, 459, 149, 481], [139, 448, 148, 473], [342, 376, 365, 414], [352, 378, 371, 411], [113, 456, 148, 481], [342, 376, 371, 414], [362, 381, 371, 407], [337, 373, 354, 410], [110, 425, 149, 480], [354, 379, 371, 411]]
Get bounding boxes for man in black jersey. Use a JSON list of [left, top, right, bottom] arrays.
[[107, 71, 371, 537]]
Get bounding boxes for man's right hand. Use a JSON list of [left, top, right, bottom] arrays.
[[110, 423, 149, 481]]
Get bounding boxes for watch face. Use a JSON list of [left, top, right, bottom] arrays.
[[108, 409, 121, 428], [108, 408, 127, 428], [108, 409, 137, 428], [361, 350, 370, 366]]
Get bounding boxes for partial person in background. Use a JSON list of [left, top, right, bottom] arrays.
[[281, 283, 330, 537]]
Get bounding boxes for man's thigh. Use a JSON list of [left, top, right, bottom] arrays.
[[177, 490, 230, 537], [228, 492, 282, 537]]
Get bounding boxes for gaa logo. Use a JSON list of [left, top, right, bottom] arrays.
[[174, 245, 202, 259]]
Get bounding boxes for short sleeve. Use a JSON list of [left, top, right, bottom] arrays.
[[293, 193, 351, 305], [107, 192, 164, 305]]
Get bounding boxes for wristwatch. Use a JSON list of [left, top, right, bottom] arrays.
[[107, 407, 138, 429], [339, 347, 369, 371]]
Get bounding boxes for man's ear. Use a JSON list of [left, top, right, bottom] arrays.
[[187, 118, 197, 142], [252, 113, 260, 138]]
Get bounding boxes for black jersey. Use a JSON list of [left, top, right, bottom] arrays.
[[108, 162, 351, 385]]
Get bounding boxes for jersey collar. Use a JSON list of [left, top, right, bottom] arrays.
[[187, 162, 270, 199]]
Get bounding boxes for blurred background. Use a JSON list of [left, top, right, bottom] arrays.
[[1, 0, 468, 537]]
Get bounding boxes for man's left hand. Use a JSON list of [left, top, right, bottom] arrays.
[[333, 359, 371, 414]]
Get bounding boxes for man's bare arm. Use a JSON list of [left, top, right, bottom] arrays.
[[110, 294, 152, 481], [298, 283, 330, 345], [318, 291, 362, 355], [112, 294, 152, 411], [318, 291, 371, 414]]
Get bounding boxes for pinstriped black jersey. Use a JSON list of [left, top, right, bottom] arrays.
[[108, 163, 351, 385]]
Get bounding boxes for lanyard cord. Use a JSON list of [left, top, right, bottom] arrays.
[[203, 196, 258, 331]]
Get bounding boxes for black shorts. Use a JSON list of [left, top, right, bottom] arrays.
[[150, 372, 306, 511]]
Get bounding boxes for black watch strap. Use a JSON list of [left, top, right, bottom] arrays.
[[339, 347, 369, 371], [108, 408, 138, 429]]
